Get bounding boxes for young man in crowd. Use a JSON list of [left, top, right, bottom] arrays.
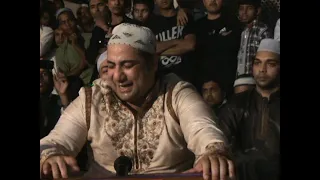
[[219, 39, 280, 180], [236, 0, 272, 91]]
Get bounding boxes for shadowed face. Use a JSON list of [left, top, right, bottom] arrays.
[[202, 81, 223, 106]]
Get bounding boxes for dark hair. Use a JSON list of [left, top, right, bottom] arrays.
[[133, 0, 154, 12], [40, 2, 56, 28], [58, 10, 77, 22], [238, 0, 261, 8]]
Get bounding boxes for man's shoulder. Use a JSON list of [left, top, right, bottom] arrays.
[[255, 21, 269, 30], [124, 16, 142, 26], [226, 89, 254, 108], [162, 73, 198, 97], [92, 26, 105, 34], [40, 25, 53, 35]]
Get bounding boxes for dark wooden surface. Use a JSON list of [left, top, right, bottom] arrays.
[[51, 173, 204, 180]]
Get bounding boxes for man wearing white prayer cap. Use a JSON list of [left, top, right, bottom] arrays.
[[96, 51, 108, 78], [218, 38, 280, 180], [234, 74, 256, 94], [40, 23, 234, 180]]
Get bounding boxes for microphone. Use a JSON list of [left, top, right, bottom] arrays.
[[114, 156, 133, 176]]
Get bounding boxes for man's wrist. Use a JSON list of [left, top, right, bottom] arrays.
[[205, 142, 233, 159]]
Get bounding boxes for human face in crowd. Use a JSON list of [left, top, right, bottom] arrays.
[[108, 0, 125, 16], [54, 0, 65, 11], [203, 0, 223, 14], [77, 6, 94, 24], [133, 3, 151, 23], [58, 12, 77, 35], [55, 28, 65, 46], [202, 81, 224, 106], [40, 11, 51, 26], [90, 0, 107, 18], [238, 4, 260, 24], [106, 44, 157, 105], [40, 68, 53, 94], [155, 0, 173, 10], [253, 51, 280, 90]]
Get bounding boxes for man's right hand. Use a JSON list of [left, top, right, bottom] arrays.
[[41, 155, 80, 179]]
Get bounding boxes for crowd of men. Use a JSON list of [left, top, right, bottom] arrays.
[[40, 0, 280, 180]]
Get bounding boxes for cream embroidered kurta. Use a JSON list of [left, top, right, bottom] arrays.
[[40, 74, 227, 178]]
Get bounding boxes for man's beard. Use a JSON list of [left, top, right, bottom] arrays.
[[256, 76, 280, 91]]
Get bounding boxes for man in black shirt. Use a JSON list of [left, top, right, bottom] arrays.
[[194, 0, 242, 98], [132, 0, 155, 27], [149, 0, 197, 84], [86, 0, 140, 83]]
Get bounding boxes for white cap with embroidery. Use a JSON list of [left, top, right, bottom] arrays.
[[108, 23, 156, 54]]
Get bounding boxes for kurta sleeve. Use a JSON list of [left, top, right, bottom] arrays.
[[40, 87, 88, 162], [40, 26, 54, 57], [171, 81, 229, 163]]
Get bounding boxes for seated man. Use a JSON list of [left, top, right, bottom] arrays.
[[40, 23, 235, 180], [40, 60, 70, 139], [218, 39, 280, 180], [201, 78, 227, 116], [233, 74, 256, 94]]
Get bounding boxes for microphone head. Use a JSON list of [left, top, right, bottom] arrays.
[[114, 156, 133, 176]]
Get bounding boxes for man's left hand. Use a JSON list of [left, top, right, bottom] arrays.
[[183, 154, 235, 180]]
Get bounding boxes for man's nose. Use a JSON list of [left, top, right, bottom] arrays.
[[113, 67, 126, 82]]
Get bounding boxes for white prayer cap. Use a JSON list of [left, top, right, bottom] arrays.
[[234, 75, 256, 87], [257, 38, 280, 55], [81, 4, 89, 7], [108, 23, 156, 54], [56, 8, 73, 19], [97, 51, 108, 72]]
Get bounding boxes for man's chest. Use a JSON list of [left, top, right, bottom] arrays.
[[197, 22, 235, 46]]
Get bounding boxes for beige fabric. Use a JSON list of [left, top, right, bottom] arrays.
[[108, 23, 156, 54], [40, 26, 54, 57], [40, 73, 227, 178]]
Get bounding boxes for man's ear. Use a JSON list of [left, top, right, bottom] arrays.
[[256, 7, 262, 16]]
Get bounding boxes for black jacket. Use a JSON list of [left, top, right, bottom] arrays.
[[218, 88, 280, 180]]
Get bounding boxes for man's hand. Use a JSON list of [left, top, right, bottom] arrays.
[[177, 8, 188, 26], [41, 155, 80, 179], [68, 33, 78, 45], [184, 154, 235, 180], [53, 72, 69, 96]]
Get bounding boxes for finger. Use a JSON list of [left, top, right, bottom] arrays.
[[209, 156, 220, 180], [50, 162, 61, 179], [182, 168, 200, 174], [53, 74, 58, 83], [202, 157, 211, 180], [182, 18, 187, 26], [184, 15, 188, 23], [42, 162, 51, 175], [177, 18, 181, 26], [64, 156, 80, 172], [227, 159, 236, 180], [218, 157, 228, 180], [57, 158, 68, 178]]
